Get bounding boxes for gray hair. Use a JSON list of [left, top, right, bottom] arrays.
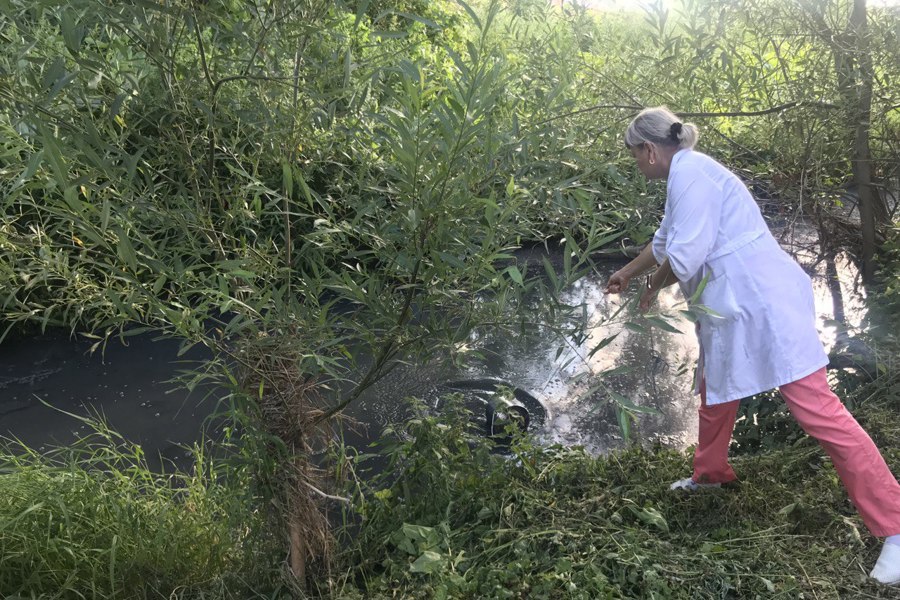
[[624, 106, 699, 150]]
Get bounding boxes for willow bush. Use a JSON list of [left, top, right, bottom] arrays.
[[1, 0, 899, 594], [0, 0, 632, 585]]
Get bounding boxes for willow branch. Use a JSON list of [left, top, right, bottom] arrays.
[[302, 480, 350, 504], [534, 104, 642, 126], [536, 100, 842, 126], [676, 101, 840, 118], [191, 3, 214, 90]]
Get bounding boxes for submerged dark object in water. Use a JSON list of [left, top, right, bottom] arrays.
[[485, 400, 529, 438], [439, 378, 548, 443]]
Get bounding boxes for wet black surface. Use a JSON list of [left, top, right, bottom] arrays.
[[0, 219, 868, 465], [0, 330, 220, 470]]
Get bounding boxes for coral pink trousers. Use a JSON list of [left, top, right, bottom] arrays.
[[693, 367, 900, 537]]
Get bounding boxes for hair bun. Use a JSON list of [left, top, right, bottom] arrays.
[[669, 122, 683, 140]]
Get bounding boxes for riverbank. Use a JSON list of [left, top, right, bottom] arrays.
[[332, 374, 900, 600], [2, 371, 900, 598]]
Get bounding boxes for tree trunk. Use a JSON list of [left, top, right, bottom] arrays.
[[289, 517, 307, 583], [849, 0, 878, 284]]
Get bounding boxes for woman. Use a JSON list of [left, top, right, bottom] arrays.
[[605, 106, 900, 585]]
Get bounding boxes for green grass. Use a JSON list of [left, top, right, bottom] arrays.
[[334, 387, 900, 600], [0, 418, 286, 600], [5, 385, 900, 599]]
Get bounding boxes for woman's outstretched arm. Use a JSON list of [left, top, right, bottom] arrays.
[[640, 258, 679, 312], [605, 243, 659, 294]]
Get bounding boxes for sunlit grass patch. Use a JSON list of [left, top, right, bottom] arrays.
[[338, 390, 900, 600], [0, 417, 278, 599]]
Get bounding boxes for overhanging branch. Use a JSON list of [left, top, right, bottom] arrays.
[[535, 100, 842, 126], [676, 101, 840, 118]]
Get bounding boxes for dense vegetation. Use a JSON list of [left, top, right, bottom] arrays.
[[1, 0, 898, 597]]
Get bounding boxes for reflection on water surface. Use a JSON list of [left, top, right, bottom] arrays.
[[353, 218, 869, 455], [0, 219, 869, 461]]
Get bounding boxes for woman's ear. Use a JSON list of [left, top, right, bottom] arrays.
[[646, 142, 658, 165]]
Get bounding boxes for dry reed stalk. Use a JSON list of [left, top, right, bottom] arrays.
[[238, 335, 343, 586]]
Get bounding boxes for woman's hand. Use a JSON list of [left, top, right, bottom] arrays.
[[605, 244, 659, 294], [605, 269, 632, 294], [638, 276, 657, 313]]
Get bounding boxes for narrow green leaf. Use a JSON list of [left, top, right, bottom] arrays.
[[454, 0, 482, 28], [690, 304, 722, 318], [587, 333, 619, 358], [109, 534, 117, 593], [617, 406, 632, 439], [296, 169, 315, 207], [113, 226, 137, 272], [281, 160, 293, 199], [40, 127, 67, 186], [395, 12, 440, 29], [61, 9, 84, 54], [343, 48, 352, 87], [120, 327, 153, 337], [624, 322, 646, 333], [506, 265, 523, 285], [600, 364, 631, 377], [353, 0, 372, 28], [644, 315, 682, 334], [436, 251, 466, 269], [12, 151, 44, 190], [689, 273, 710, 304], [541, 256, 558, 290], [679, 309, 699, 323], [48, 70, 79, 101], [101, 199, 111, 232], [63, 185, 80, 211], [372, 30, 409, 39], [42, 57, 66, 89], [230, 269, 257, 279], [587, 230, 623, 252], [110, 93, 128, 120], [609, 391, 661, 415], [151, 274, 167, 295]]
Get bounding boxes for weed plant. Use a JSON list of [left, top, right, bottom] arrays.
[[3, 380, 900, 598], [0, 416, 288, 599], [337, 390, 900, 600]]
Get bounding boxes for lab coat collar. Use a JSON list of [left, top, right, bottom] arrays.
[[669, 147, 691, 176]]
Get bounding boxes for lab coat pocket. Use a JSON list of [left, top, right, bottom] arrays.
[[696, 267, 742, 327]]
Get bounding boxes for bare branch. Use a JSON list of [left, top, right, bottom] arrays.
[[536, 100, 842, 127], [190, 2, 215, 90], [534, 104, 643, 126], [302, 480, 351, 504], [677, 101, 840, 118]]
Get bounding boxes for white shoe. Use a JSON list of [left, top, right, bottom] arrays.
[[669, 477, 721, 492], [870, 542, 900, 585]]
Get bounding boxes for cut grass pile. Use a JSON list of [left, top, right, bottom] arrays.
[[4, 381, 900, 599], [337, 386, 900, 599]]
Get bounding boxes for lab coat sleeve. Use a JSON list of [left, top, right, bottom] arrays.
[[665, 172, 722, 282], [651, 214, 669, 264]]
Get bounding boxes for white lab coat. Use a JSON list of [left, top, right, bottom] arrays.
[[651, 149, 828, 405]]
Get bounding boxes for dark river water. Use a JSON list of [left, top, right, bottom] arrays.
[[347, 223, 868, 454], [0, 221, 868, 466], [0, 332, 217, 469]]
